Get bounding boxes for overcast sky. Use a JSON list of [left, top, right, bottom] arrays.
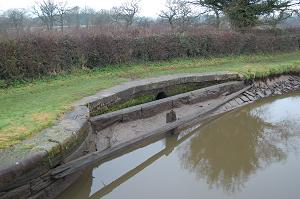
[[0, 0, 167, 17]]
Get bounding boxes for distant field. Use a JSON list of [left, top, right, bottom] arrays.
[[1, 51, 300, 149]]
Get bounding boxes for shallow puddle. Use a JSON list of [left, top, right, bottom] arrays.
[[58, 93, 300, 199]]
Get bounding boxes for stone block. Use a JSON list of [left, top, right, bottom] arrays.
[[166, 110, 177, 123], [121, 107, 142, 122], [141, 100, 173, 119], [90, 112, 122, 132]]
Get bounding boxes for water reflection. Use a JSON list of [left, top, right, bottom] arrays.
[[89, 135, 180, 199], [58, 94, 300, 199], [177, 95, 300, 193]]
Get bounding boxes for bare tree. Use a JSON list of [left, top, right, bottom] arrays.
[[5, 9, 27, 35], [81, 6, 96, 28], [176, 1, 200, 29], [0, 13, 10, 35], [94, 9, 113, 26], [68, 6, 81, 29], [110, 6, 122, 25], [185, 0, 220, 28], [111, 0, 140, 28], [160, 0, 200, 30], [32, 0, 58, 30], [159, 0, 178, 28], [56, 1, 70, 33]]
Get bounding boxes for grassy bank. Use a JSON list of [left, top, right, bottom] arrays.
[[1, 51, 300, 149]]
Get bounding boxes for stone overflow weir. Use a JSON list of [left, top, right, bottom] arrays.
[[0, 72, 300, 199]]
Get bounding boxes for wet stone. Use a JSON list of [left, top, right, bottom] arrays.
[[235, 98, 244, 105], [257, 91, 265, 98], [225, 103, 232, 110], [244, 93, 255, 101], [245, 91, 255, 97], [240, 96, 250, 102], [229, 100, 239, 108], [265, 90, 272, 96]]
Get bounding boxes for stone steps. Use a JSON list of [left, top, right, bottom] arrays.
[[221, 75, 300, 112]]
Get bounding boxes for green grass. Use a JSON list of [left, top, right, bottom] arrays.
[[1, 51, 300, 149]]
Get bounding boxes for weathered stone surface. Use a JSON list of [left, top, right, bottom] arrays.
[[0, 184, 30, 199], [256, 91, 265, 98], [224, 103, 232, 110], [172, 95, 191, 107], [229, 100, 239, 107], [244, 93, 256, 101], [166, 110, 177, 123], [121, 107, 142, 122], [245, 91, 255, 97], [265, 89, 272, 96], [189, 81, 244, 104], [0, 150, 48, 192], [141, 100, 173, 118], [235, 98, 244, 105], [63, 126, 95, 163], [30, 172, 82, 199], [30, 173, 52, 194], [240, 96, 250, 102], [91, 112, 123, 132]]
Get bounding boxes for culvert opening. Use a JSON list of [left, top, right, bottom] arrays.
[[156, 92, 168, 100]]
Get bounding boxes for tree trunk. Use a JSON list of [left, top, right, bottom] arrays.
[[215, 10, 220, 29], [60, 15, 64, 33]]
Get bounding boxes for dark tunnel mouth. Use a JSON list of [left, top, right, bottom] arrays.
[[156, 92, 168, 100]]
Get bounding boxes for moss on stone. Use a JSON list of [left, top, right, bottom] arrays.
[[92, 95, 155, 116]]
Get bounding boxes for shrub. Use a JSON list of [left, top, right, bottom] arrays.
[[0, 29, 299, 83]]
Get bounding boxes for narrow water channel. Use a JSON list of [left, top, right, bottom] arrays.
[[58, 93, 300, 199]]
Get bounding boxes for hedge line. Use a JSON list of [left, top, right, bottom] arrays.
[[0, 31, 299, 82]]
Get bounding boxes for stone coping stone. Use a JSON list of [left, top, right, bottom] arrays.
[[0, 72, 241, 193]]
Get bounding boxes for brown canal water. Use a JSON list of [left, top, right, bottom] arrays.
[[58, 93, 300, 199]]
